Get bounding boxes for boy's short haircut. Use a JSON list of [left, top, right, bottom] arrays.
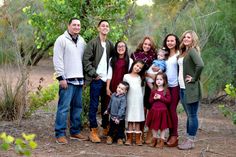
[[98, 19, 109, 26], [68, 17, 80, 25], [120, 81, 130, 91]]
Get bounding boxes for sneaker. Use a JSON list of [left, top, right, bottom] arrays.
[[106, 136, 113, 145], [56, 136, 68, 144], [70, 134, 88, 141], [178, 139, 195, 150], [117, 139, 123, 145]]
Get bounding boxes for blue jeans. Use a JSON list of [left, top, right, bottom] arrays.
[[180, 89, 199, 137], [55, 84, 83, 138], [89, 79, 109, 128]]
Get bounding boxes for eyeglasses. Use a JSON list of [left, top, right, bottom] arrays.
[[117, 45, 126, 48]]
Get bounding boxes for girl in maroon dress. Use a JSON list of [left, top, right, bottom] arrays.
[[105, 41, 133, 136], [146, 72, 172, 149], [106, 41, 133, 97]]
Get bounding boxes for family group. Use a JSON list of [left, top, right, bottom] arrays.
[[53, 17, 204, 151]]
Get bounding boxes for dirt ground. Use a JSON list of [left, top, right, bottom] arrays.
[[0, 59, 236, 157]]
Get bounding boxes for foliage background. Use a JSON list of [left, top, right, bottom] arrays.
[[0, 0, 235, 120]]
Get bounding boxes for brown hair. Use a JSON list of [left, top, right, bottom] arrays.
[[153, 72, 168, 95], [134, 36, 157, 54]]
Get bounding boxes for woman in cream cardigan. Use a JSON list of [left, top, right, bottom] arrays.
[[177, 30, 204, 150]]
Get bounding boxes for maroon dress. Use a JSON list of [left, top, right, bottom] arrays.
[[146, 89, 172, 131], [110, 58, 128, 93]]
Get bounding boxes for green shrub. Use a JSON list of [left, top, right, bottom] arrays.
[[177, 103, 184, 114], [218, 84, 236, 125], [0, 132, 37, 156], [25, 81, 59, 117], [26, 80, 90, 127], [225, 83, 236, 98], [81, 87, 90, 127]]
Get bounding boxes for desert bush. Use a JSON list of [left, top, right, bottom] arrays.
[[0, 1, 31, 122], [0, 66, 28, 121]]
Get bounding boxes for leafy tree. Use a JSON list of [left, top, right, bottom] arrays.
[[129, 0, 236, 98], [0, 0, 33, 121], [0, 0, 43, 65], [23, 0, 136, 63]]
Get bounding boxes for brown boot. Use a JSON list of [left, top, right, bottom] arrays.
[[156, 138, 164, 149], [167, 136, 178, 147], [149, 137, 157, 147], [135, 132, 142, 146], [102, 127, 109, 136], [89, 128, 101, 143], [145, 130, 152, 144], [125, 132, 132, 146]]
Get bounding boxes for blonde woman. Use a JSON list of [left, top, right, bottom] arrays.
[[177, 30, 204, 150]]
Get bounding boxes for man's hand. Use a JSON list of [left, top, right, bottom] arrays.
[[59, 80, 68, 89], [185, 75, 192, 83], [94, 75, 101, 80], [106, 88, 112, 97]]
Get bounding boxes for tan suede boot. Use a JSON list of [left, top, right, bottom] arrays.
[[145, 130, 152, 144], [125, 132, 132, 146], [89, 128, 101, 143], [149, 137, 157, 147], [102, 127, 109, 136], [135, 132, 142, 146], [156, 138, 164, 149]]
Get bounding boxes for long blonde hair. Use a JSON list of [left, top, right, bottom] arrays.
[[179, 30, 200, 56]]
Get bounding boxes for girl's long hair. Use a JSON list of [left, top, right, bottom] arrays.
[[134, 36, 157, 54], [153, 72, 168, 96], [110, 41, 129, 72], [179, 30, 200, 57], [162, 33, 180, 57], [129, 60, 146, 86]]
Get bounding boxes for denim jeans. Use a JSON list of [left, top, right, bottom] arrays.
[[89, 79, 109, 128], [55, 84, 83, 138], [180, 89, 199, 137]]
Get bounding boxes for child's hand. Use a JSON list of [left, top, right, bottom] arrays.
[[104, 110, 108, 115], [154, 93, 161, 99], [114, 118, 120, 124]]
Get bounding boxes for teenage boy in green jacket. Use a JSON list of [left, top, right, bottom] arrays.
[[83, 20, 114, 143]]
